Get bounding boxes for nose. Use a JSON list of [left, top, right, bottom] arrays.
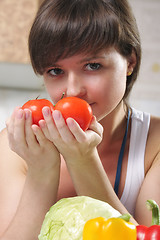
[[66, 72, 86, 98]]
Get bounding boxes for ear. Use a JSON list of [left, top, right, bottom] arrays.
[[127, 50, 137, 76]]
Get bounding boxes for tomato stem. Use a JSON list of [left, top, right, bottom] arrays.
[[54, 93, 65, 106], [36, 95, 40, 100], [61, 92, 65, 100]]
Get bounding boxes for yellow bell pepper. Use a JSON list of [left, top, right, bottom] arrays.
[[83, 216, 137, 240]]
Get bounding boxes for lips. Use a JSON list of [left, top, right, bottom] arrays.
[[89, 102, 95, 107]]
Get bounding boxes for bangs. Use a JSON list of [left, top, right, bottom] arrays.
[[29, 0, 121, 75]]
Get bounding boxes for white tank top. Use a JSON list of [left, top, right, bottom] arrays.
[[120, 107, 150, 217]]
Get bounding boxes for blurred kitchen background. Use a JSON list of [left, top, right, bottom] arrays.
[[0, 0, 160, 131]]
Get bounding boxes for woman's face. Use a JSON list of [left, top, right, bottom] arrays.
[[43, 47, 129, 121]]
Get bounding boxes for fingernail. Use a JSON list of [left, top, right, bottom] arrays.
[[39, 120, 46, 128], [66, 118, 74, 127], [25, 110, 30, 120], [53, 110, 61, 120], [43, 107, 50, 117], [17, 109, 23, 119]]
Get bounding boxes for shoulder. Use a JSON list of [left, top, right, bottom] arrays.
[[145, 115, 160, 171], [130, 108, 160, 151], [149, 115, 160, 134], [148, 115, 160, 153], [0, 128, 28, 175]]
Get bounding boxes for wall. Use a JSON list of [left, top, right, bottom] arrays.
[[0, 0, 41, 89], [129, 0, 160, 114], [0, 0, 160, 131], [0, 0, 38, 64]]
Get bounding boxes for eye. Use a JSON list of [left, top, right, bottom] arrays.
[[47, 68, 64, 76], [85, 63, 101, 71]]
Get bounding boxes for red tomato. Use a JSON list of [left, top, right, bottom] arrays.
[[22, 99, 54, 125], [54, 97, 93, 131]]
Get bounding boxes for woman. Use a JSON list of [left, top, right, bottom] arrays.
[[0, 0, 160, 239]]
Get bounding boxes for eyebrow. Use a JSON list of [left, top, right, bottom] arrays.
[[47, 63, 61, 68], [79, 56, 106, 64], [47, 55, 106, 69]]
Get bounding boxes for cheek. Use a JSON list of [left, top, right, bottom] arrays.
[[96, 72, 126, 102], [107, 60, 127, 102], [110, 74, 127, 100], [49, 90, 65, 105], [43, 80, 62, 105], [92, 73, 127, 119]]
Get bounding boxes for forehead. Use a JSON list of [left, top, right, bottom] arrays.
[[29, 0, 122, 74], [51, 47, 121, 65]]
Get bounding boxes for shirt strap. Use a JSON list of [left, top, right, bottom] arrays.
[[114, 108, 131, 195]]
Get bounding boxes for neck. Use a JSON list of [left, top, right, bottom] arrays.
[[98, 101, 128, 153]]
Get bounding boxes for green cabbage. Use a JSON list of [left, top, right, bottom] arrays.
[[38, 196, 121, 240]]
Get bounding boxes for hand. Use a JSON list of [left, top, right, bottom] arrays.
[[6, 107, 60, 175], [39, 107, 103, 162]]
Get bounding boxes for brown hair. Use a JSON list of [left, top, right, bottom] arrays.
[[29, 0, 141, 98]]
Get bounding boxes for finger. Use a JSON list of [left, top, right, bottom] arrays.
[[38, 119, 52, 141], [7, 108, 28, 155], [88, 116, 103, 137], [31, 124, 50, 147], [52, 110, 75, 143], [6, 106, 21, 134], [13, 109, 26, 144], [24, 109, 37, 147], [66, 117, 87, 143], [6, 107, 20, 149], [42, 107, 61, 140]]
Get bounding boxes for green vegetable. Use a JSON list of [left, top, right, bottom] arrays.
[[38, 196, 121, 240]]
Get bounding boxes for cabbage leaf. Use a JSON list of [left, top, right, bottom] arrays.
[[38, 196, 121, 240]]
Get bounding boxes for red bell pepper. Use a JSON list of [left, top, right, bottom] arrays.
[[137, 199, 160, 240]]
